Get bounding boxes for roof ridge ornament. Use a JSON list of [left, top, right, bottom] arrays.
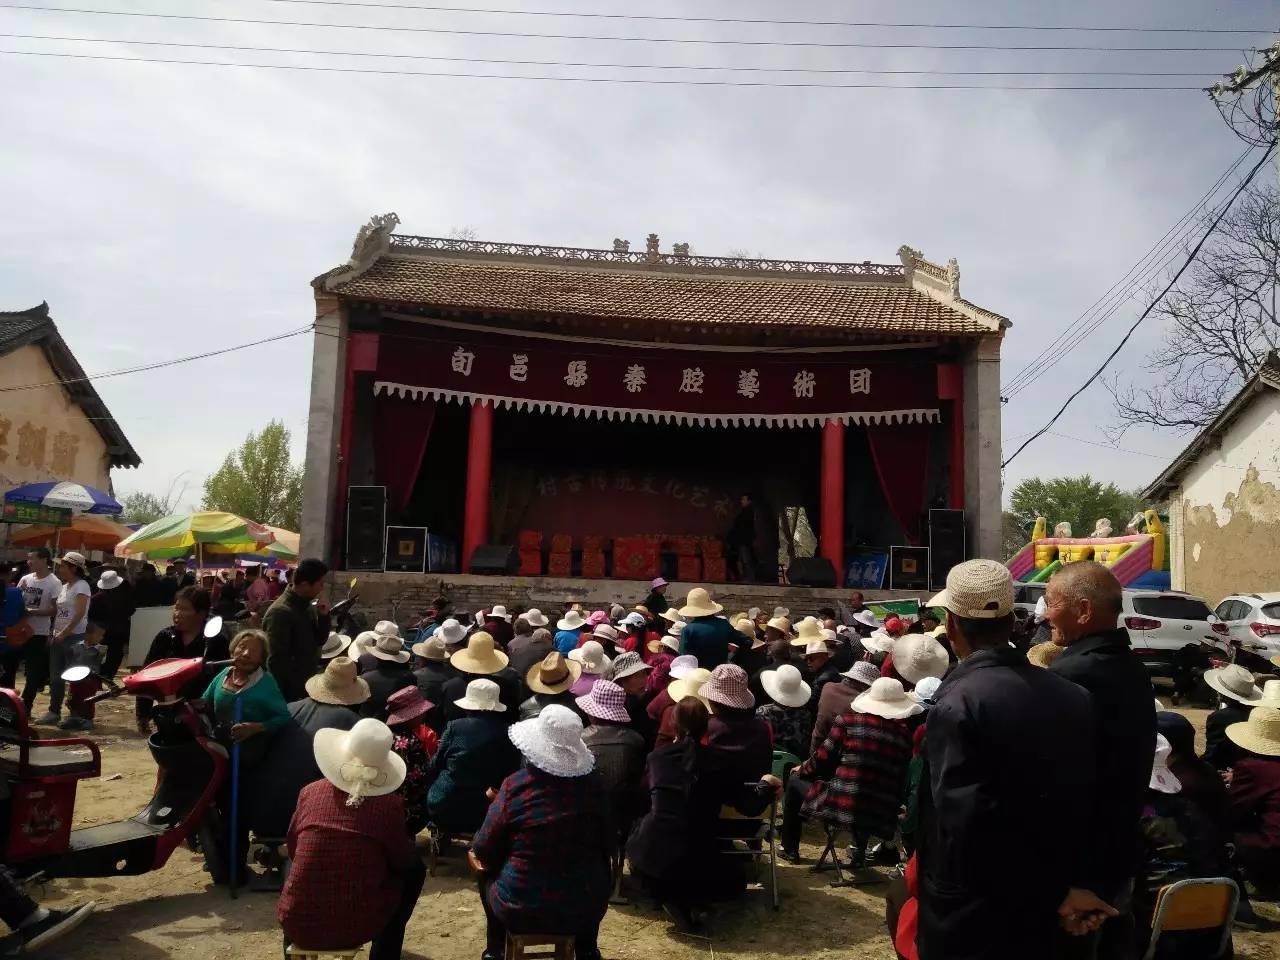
[[320, 212, 400, 291]]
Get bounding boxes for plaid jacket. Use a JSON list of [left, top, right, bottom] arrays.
[[795, 709, 911, 839], [278, 780, 416, 949], [472, 765, 612, 933]]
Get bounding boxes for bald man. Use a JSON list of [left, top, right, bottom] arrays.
[[1045, 561, 1156, 960]]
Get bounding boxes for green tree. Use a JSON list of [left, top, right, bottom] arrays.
[[1002, 511, 1030, 561], [119, 475, 190, 525], [1008, 475, 1145, 543], [202, 421, 303, 529]]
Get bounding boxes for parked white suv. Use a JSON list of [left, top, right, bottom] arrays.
[[1212, 592, 1280, 672], [1121, 590, 1230, 690]]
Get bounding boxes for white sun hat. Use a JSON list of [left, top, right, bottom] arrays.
[[488, 604, 513, 622], [853, 609, 881, 630], [1149, 733, 1182, 794], [557, 609, 588, 632], [97, 570, 123, 591], [567, 640, 611, 676], [435, 618, 469, 646], [841, 661, 882, 687], [861, 632, 896, 655], [852, 677, 924, 721], [313, 718, 406, 806], [522, 608, 550, 628], [926, 558, 1014, 619], [1204, 664, 1263, 706], [368, 633, 411, 664], [508, 704, 595, 777], [760, 663, 812, 709], [668, 654, 700, 679], [912, 676, 943, 704], [891, 635, 950, 686], [453, 677, 507, 713], [592, 623, 620, 643]]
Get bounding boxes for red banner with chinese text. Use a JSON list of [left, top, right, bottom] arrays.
[[372, 327, 938, 428]]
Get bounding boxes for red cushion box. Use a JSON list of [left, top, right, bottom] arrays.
[[702, 556, 727, 583], [701, 538, 724, 559], [613, 537, 659, 579], [518, 549, 542, 577], [550, 533, 573, 554], [546, 552, 572, 577], [582, 535, 607, 553], [517, 530, 543, 550], [580, 551, 606, 579]]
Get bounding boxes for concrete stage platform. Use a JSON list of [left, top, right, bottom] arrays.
[[329, 570, 933, 626]]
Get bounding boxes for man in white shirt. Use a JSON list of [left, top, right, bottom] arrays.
[[18, 548, 62, 720]]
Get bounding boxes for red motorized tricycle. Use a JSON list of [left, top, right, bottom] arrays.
[[0, 651, 229, 882]]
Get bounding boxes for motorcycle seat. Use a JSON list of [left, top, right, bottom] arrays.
[[0, 741, 98, 778]]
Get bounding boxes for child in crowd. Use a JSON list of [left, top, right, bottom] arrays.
[[60, 620, 106, 731]]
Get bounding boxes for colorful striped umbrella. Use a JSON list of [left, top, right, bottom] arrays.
[[10, 514, 136, 552], [115, 511, 275, 560], [5, 480, 123, 515]]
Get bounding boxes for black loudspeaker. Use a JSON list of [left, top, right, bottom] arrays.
[[385, 526, 427, 573], [346, 485, 386, 571], [470, 544, 519, 575], [787, 557, 838, 588], [928, 509, 966, 591], [889, 546, 930, 591]]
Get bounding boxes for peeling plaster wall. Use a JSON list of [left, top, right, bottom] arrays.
[[1173, 389, 1280, 604]]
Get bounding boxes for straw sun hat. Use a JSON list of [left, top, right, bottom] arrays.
[[508, 704, 595, 778], [305, 656, 371, 706], [527, 652, 582, 695], [927, 558, 1014, 619], [891, 635, 950, 686], [411, 635, 448, 662], [450, 631, 510, 675], [679, 588, 723, 619], [1226, 706, 1280, 758], [314, 718, 406, 806], [790, 617, 824, 648], [668, 667, 713, 707]]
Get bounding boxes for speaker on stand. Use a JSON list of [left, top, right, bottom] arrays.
[[786, 557, 838, 588], [928, 508, 966, 591], [346, 485, 386, 571]]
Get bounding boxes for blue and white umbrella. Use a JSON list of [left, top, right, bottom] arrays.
[[4, 481, 123, 516]]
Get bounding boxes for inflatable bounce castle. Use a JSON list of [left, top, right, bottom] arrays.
[[1007, 509, 1171, 590]]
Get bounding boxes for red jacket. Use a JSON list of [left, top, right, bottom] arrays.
[[1229, 754, 1280, 880]]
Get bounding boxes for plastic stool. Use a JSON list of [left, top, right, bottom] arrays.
[[285, 946, 363, 959]]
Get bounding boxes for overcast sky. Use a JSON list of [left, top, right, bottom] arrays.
[[0, 0, 1272, 509]]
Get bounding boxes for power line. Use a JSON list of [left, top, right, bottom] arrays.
[[0, 34, 1230, 76], [0, 5, 1256, 51], [0, 325, 314, 394], [1000, 140, 1279, 468], [1007, 143, 1264, 399], [1001, 144, 1258, 397], [0, 49, 1209, 87], [252, 0, 1280, 35]]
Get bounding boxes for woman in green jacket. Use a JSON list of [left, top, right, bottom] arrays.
[[202, 628, 290, 884]]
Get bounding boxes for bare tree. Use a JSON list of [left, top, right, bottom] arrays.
[[1108, 183, 1279, 435], [447, 225, 479, 241]]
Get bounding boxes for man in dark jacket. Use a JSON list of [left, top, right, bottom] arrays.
[[917, 559, 1111, 960], [1046, 561, 1158, 960], [264, 558, 330, 703], [678, 588, 734, 669]]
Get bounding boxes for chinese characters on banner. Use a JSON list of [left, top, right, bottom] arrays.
[[371, 328, 938, 422], [534, 468, 735, 518]]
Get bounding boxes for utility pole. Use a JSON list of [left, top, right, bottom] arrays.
[[1208, 39, 1280, 178]]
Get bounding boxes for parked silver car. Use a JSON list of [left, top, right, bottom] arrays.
[[1211, 592, 1280, 673]]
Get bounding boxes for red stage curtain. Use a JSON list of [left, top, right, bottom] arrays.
[[374, 395, 436, 514], [867, 423, 931, 546]]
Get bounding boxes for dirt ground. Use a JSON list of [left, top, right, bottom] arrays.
[[15, 695, 1280, 960]]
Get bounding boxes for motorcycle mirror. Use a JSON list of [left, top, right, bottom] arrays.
[[204, 615, 224, 638], [61, 665, 92, 683]]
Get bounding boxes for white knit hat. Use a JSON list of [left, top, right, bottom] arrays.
[[891, 635, 950, 686], [927, 558, 1014, 619]]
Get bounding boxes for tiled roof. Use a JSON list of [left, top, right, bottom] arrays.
[[0, 302, 141, 469], [316, 222, 1008, 339], [332, 255, 998, 336], [1142, 349, 1280, 501]]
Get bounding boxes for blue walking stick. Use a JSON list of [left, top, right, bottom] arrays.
[[229, 695, 242, 899]]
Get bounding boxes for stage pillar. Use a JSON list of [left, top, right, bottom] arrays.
[[462, 400, 493, 571], [820, 419, 845, 581], [937, 363, 965, 509]]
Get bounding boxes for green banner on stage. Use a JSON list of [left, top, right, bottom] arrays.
[[869, 598, 923, 620], [1, 502, 72, 526]]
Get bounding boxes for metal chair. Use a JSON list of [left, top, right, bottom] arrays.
[[1142, 877, 1238, 960], [716, 794, 780, 909]]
